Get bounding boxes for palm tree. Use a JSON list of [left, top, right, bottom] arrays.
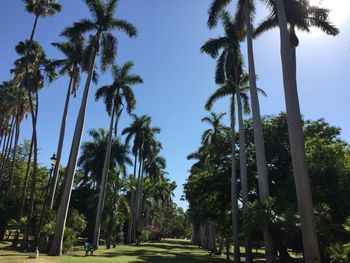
[[201, 112, 227, 147], [208, 2, 274, 261], [23, 0, 62, 42], [104, 171, 130, 249], [134, 128, 162, 241], [93, 61, 143, 249], [6, 88, 31, 196], [49, 0, 137, 256], [122, 114, 160, 243], [0, 81, 20, 187], [78, 128, 132, 188], [11, 40, 56, 249], [47, 37, 85, 210], [202, 13, 251, 262], [261, 1, 338, 262]]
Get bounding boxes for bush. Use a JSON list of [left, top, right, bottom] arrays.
[[63, 209, 87, 253], [327, 217, 350, 263]]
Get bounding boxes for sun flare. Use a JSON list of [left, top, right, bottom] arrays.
[[309, 0, 350, 27]]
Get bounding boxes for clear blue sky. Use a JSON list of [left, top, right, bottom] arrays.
[[1, 0, 349, 208]]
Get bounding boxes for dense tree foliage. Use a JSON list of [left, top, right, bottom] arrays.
[[184, 113, 350, 261]]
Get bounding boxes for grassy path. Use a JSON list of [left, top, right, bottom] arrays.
[[0, 239, 228, 263]]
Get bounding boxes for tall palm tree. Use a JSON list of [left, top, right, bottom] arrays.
[[23, 0, 62, 42], [208, 2, 274, 261], [6, 88, 31, 196], [49, 0, 137, 256], [0, 81, 20, 187], [122, 114, 160, 243], [202, 13, 253, 262], [47, 37, 85, 210], [93, 61, 143, 249], [11, 40, 56, 249], [134, 127, 162, 240], [261, 1, 338, 262]]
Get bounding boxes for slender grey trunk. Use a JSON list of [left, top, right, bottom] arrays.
[[49, 46, 97, 256], [0, 121, 10, 166], [135, 158, 144, 232], [92, 104, 116, 249], [47, 74, 74, 210], [275, 1, 320, 262], [7, 117, 20, 196], [208, 224, 217, 254], [18, 134, 34, 220], [22, 89, 39, 250], [132, 156, 143, 242], [235, 78, 253, 262], [230, 96, 240, 263], [245, 9, 275, 263], [0, 117, 15, 185], [127, 152, 138, 243]]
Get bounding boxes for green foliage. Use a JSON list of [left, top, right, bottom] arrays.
[[63, 209, 87, 253], [327, 217, 350, 262], [185, 113, 350, 258]]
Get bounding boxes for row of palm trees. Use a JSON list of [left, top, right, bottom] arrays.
[[0, 0, 172, 256], [202, 0, 338, 262]]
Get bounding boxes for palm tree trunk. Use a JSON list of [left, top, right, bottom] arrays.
[[127, 152, 138, 243], [92, 104, 116, 249], [49, 47, 98, 256], [132, 155, 143, 242], [275, 1, 320, 262], [0, 117, 15, 186], [0, 122, 10, 165], [135, 157, 145, 242], [18, 134, 34, 220], [47, 74, 74, 210], [235, 79, 253, 263], [245, 10, 275, 263], [7, 117, 21, 196], [230, 96, 240, 263], [22, 90, 39, 250]]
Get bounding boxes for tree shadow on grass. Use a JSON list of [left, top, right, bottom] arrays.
[[98, 249, 225, 263], [70, 240, 227, 263]]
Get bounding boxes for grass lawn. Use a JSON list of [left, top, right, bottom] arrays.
[[0, 239, 229, 263]]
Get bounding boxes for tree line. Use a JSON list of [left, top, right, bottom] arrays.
[[184, 0, 348, 263], [0, 0, 183, 256]]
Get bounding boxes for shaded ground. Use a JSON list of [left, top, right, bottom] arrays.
[[0, 239, 228, 263]]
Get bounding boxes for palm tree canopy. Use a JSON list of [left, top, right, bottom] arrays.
[[208, 0, 256, 29], [201, 12, 243, 84], [11, 40, 57, 92], [78, 128, 132, 188], [51, 37, 86, 96], [61, 0, 137, 72], [95, 61, 143, 116], [201, 112, 227, 146], [205, 73, 266, 113], [122, 114, 161, 157], [255, 0, 339, 46], [23, 0, 62, 17]]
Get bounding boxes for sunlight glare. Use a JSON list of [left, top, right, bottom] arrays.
[[309, 0, 350, 28]]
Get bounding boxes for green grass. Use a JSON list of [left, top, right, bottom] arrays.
[[0, 239, 228, 263]]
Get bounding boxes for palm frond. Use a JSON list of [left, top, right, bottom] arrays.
[[208, 0, 231, 29], [112, 19, 138, 37]]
